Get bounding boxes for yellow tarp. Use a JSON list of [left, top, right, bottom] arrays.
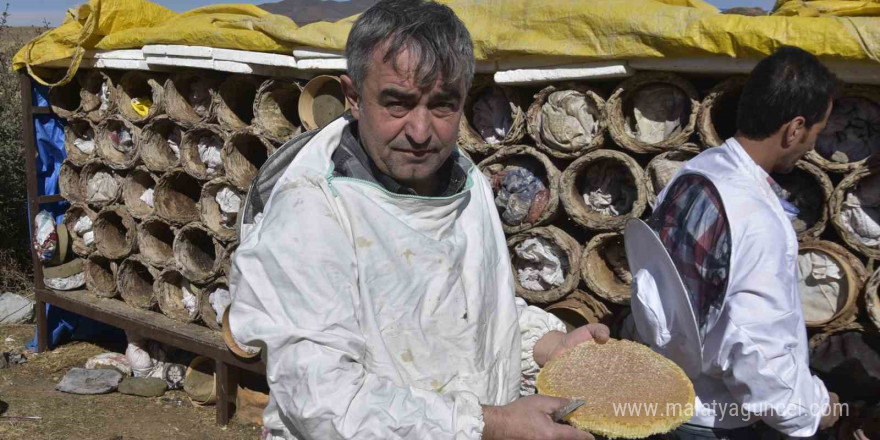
[[14, 0, 880, 87]]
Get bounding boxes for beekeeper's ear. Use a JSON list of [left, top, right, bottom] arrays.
[[783, 115, 807, 149], [340, 75, 361, 119]]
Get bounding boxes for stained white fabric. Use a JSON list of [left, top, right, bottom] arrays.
[[182, 284, 198, 317], [140, 188, 155, 208], [643, 138, 830, 437], [197, 135, 223, 178], [167, 128, 182, 159], [85, 352, 133, 376], [840, 175, 880, 248], [126, 338, 167, 379], [228, 117, 566, 440], [216, 187, 241, 227], [540, 90, 599, 150], [797, 251, 845, 323], [514, 237, 565, 291], [581, 163, 635, 216], [73, 137, 95, 154], [73, 215, 93, 236], [113, 128, 133, 152], [99, 82, 111, 112], [209, 288, 231, 326], [87, 171, 118, 204], [628, 84, 688, 144], [45, 272, 86, 291], [83, 231, 95, 246], [472, 88, 512, 144]]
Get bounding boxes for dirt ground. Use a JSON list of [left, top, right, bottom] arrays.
[[0, 325, 263, 440]]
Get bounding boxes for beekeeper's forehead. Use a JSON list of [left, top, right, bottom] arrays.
[[345, 0, 475, 94]]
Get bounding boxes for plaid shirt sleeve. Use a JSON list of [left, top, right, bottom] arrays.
[[647, 174, 731, 334]]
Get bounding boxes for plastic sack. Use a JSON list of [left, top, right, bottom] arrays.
[[33, 210, 58, 262], [131, 97, 153, 117]]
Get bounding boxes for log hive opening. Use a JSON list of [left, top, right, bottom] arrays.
[[644, 150, 696, 207], [832, 169, 880, 258], [545, 290, 613, 332], [200, 179, 242, 241], [697, 77, 747, 147], [137, 218, 175, 268], [64, 118, 97, 166], [116, 71, 165, 123], [561, 150, 647, 231], [49, 78, 83, 118], [478, 145, 560, 234], [222, 130, 274, 191], [527, 83, 606, 159], [154, 170, 202, 224], [299, 75, 348, 131], [797, 241, 866, 329], [94, 206, 138, 259], [181, 125, 225, 180], [184, 356, 217, 405], [59, 161, 85, 204], [122, 167, 157, 219], [155, 268, 201, 323], [216, 74, 262, 131], [63, 203, 97, 257], [507, 226, 581, 304], [165, 71, 218, 127], [810, 88, 880, 173], [581, 232, 632, 305], [96, 117, 139, 170], [117, 257, 157, 310], [80, 69, 117, 123], [81, 161, 121, 209], [140, 116, 184, 173], [771, 161, 832, 240], [459, 79, 526, 155], [254, 79, 303, 142], [85, 254, 117, 298], [198, 277, 230, 331], [607, 72, 699, 154], [174, 223, 223, 284]]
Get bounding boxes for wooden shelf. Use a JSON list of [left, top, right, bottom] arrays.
[[36, 194, 65, 204]]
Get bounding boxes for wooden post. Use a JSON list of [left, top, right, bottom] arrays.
[[19, 73, 50, 353], [216, 360, 240, 425]]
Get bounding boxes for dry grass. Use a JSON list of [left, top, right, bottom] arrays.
[[0, 325, 262, 440]]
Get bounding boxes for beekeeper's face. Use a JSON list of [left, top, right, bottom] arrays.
[[341, 46, 465, 195]]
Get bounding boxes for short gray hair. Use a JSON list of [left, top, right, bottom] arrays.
[[345, 0, 475, 93]]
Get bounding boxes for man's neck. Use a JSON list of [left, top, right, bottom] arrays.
[[734, 133, 778, 174]]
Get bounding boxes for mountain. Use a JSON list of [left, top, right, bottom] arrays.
[[258, 0, 378, 26]]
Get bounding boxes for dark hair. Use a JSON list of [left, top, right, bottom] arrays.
[[345, 0, 475, 93], [736, 46, 839, 140]]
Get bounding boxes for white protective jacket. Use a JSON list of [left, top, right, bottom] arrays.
[[228, 117, 566, 439], [637, 138, 829, 436]]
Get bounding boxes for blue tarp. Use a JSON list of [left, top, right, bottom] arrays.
[[27, 82, 126, 351]]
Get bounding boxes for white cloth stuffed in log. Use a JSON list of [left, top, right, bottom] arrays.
[[139, 188, 155, 208], [581, 162, 636, 216], [87, 172, 118, 204], [209, 287, 231, 326], [840, 174, 880, 248], [513, 237, 566, 291], [628, 84, 688, 144], [472, 88, 512, 144], [797, 250, 847, 323], [167, 127, 182, 159], [215, 187, 241, 228], [73, 215, 94, 246], [73, 132, 95, 154], [540, 90, 599, 151], [229, 117, 566, 440], [197, 135, 223, 178]]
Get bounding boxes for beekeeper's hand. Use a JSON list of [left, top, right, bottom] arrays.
[[819, 392, 841, 430], [482, 395, 594, 440], [534, 324, 611, 367]]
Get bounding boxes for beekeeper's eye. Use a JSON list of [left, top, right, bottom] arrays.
[[431, 100, 458, 116]]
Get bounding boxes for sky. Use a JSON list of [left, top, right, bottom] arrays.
[[6, 0, 777, 27]]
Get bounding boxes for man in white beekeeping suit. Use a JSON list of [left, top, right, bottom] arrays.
[[228, 1, 609, 439], [631, 47, 846, 439]]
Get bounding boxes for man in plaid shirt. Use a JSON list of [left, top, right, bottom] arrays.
[[643, 46, 844, 439]]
